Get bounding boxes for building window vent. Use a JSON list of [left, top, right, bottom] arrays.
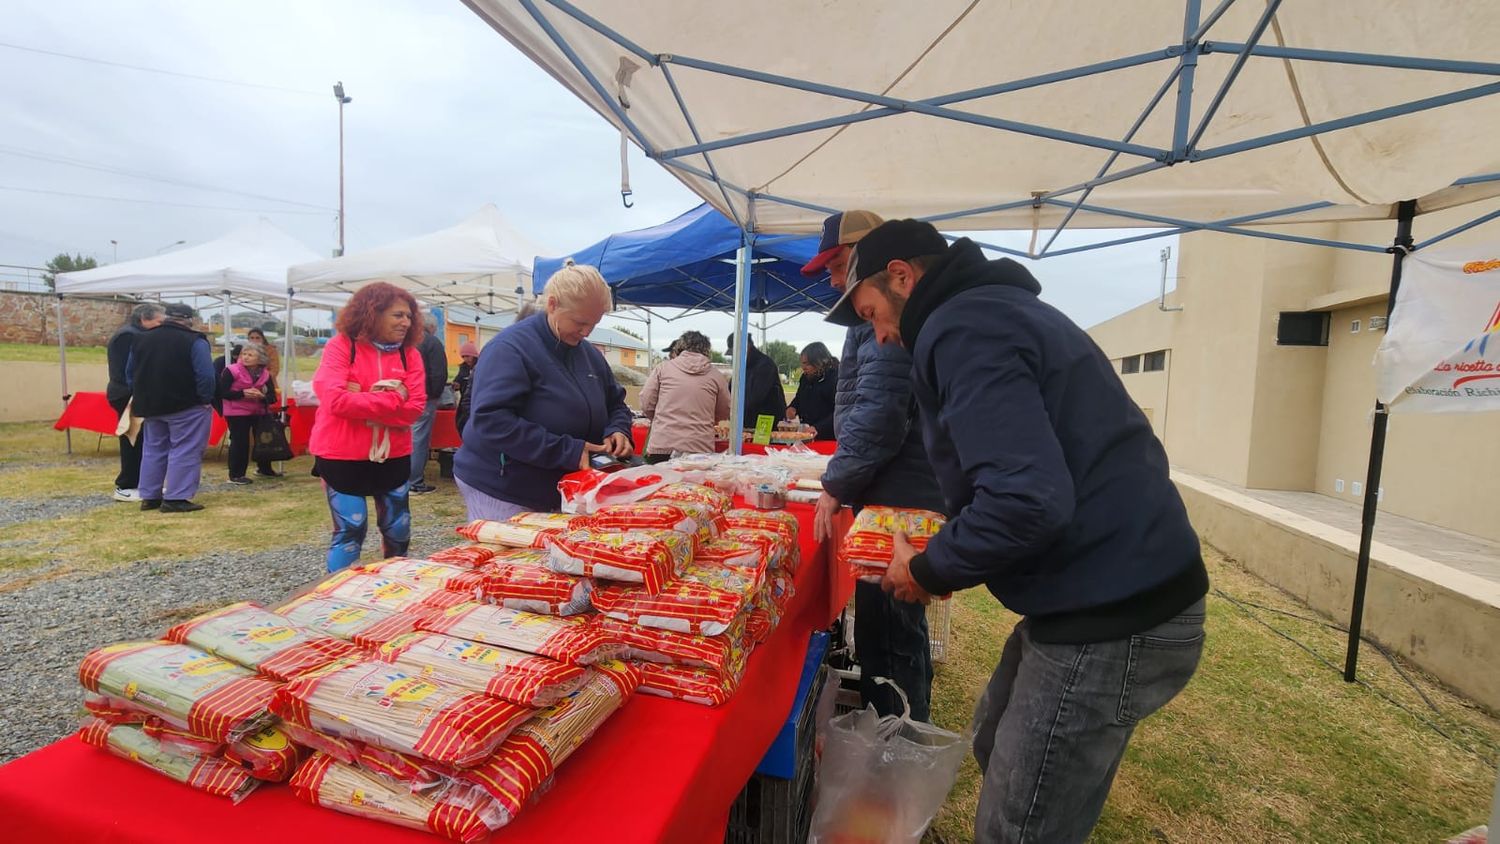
[[1277, 311, 1330, 346], [1350, 319, 1362, 334], [1369, 315, 1388, 331], [1143, 350, 1167, 372], [1121, 355, 1141, 374]]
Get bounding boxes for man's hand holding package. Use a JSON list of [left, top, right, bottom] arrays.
[[883, 530, 934, 604]]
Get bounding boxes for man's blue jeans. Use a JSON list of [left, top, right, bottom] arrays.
[[973, 598, 1206, 843], [408, 402, 437, 486]]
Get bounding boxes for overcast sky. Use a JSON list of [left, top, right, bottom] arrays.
[[1, 0, 1179, 353]]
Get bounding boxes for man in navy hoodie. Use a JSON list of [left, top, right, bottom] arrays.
[[827, 219, 1208, 844]]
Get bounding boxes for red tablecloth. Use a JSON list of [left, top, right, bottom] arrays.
[[630, 423, 837, 458], [55, 391, 227, 447], [0, 503, 851, 844], [284, 402, 462, 457]]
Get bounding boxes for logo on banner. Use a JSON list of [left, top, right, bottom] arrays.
[[1424, 300, 1500, 394]]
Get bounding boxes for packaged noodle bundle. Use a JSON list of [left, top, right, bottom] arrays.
[[648, 481, 733, 513], [291, 753, 508, 843], [695, 536, 771, 581], [311, 568, 454, 616], [458, 661, 642, 816], [745, 605, 781, 645], [418, 602, 623, 665], [79, 718, 260, 803], [353, 742, 449, 791], [681, 562, 759, 599], [356, 558, 474, 591], [141, 718, 222, 755], [165, 601, 362, 682], [758, 572, 797, 615], [838, 506, 947, 574], [585, 502, 699, 535], [592, 580, 748, 636], [457, 512, 581, 549], [544, 528, 692, 594], [425, 544, 499, 568], [275, 594, 429, 650], [721, 527, 790, 572], [594, 616, 748, 674], [272, 660, 534, 769], [376, 631, 587, 707], [724, 510, 802, 572], [78, 641, 279, 743], [279, 719, 360, 765], [446, 549, 593, 616], [638, 650, 748, 707], [222, 724, 303, 782]]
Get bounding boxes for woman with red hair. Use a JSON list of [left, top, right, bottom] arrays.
[[309, 282, 427, 571]]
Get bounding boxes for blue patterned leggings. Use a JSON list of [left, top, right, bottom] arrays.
[[322, 481, 411, 572]]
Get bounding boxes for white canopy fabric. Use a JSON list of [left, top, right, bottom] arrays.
[[289, 204, 544, 313], [466, 0, 1500, 240], [55, 218, 334, 304]]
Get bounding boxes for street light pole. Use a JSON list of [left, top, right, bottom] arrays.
[[110, 240, 118, 263], [155, 239, 185, 254], [333, 82, 352, 257]]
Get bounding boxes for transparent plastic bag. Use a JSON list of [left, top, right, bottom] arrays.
[[809, 679, 970, 844]]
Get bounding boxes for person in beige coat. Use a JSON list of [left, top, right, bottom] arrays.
[[640, 330, 731, 462]]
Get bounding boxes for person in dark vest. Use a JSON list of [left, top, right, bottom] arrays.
[[408, 313, 449, 494], [127, 302, 216, 513], [105, 302, 164, 502], [217, 343, 279, 485]]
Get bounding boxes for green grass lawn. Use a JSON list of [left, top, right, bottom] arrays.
[[1, 342, 108, 364], [1, 421, 1496, 841]]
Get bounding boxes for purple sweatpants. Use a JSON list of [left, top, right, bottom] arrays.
[[138, 405, 212, 502]]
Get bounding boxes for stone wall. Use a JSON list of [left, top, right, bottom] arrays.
[[0, 290, 134, 346]]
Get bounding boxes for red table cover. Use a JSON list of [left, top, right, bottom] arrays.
[[55, 391, 227, 447], [0, 503, 852, 844]]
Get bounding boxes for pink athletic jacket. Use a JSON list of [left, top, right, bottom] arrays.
[[308, 333, 426, 462]]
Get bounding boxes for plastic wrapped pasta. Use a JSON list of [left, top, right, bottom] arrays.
[[837, 506, 947, 575], [637, 650, 748, 707], [290, 753, 509, 843], [165, 601, 362, 682], [694, 537, 771, 586], [278, 719, 360, 765], [745, 605, 781, 645], [311, 568, 455, 616], [721, 527, 791, 572], [352, 742, 449, 791], [222, 724, 303, 782], [457, 513, 580, 549], [594, 616, 748, 674], [544, 529, 692, 594], [723, 510, 801, 572], [758, 572, 797, 615], [355, 558, 474, 590], [584, 502, 700, 535], [457, 661, 641, 817], [140, 719, 222, 755], [275, 594, 429, 650], [80, 719, 260, 803], [646, 481, 732, 514], [592, 579, 748, 636], [425, 544, 499, 568], [272, 660, 535, 769], [376, 631, 587, 707], [78, 641, 279, 744], [446, 549, 593, 616], [418, 602, 624, 665]]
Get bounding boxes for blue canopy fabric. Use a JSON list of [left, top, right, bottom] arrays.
[[533, 204, 831, 313]]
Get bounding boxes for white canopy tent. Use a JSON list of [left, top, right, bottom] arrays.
[[53, 219, 338, 448], [289, 204, 544, 316], [468, 0, 1500, 698]]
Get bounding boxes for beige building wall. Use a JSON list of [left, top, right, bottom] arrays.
[[2, 362, 110, 423], [1087, 197, 1500, 544]]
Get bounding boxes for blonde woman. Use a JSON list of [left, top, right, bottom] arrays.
[[452, 263, 633, 518]]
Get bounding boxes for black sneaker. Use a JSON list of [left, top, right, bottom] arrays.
[[254, 469, 284, 478], [228, 477, 253, 486], [161, 500, 205, 513], [410, 483, 437, 494], [140, 499, 162, 511]]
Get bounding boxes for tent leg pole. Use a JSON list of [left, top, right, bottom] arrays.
[[56, 294, 71, 455], [730, 235, 754, 456], [222, 292, 232, 359], [1344, 198, 1416, 682], [645, 311, 653, 368]]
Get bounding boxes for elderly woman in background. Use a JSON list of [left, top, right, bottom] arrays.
[[640, 330, 730, 463], [453, 263, 633, 519], [218, 343, 280, 484], [246, 327, 281, 377], [787, 341, 839, 440], [309, 281, 427, 572]]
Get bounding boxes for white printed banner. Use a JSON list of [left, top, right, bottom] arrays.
[[1377, 246, 1500, 413]]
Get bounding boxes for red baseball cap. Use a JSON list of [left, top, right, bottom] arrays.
[[800, 209, 885, 276]]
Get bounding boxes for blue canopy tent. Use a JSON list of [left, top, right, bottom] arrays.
[[533, 202, 826, 366], [470, 0, 1500, 694]]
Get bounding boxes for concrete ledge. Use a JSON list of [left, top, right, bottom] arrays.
[[1174, 471, 1500, 712]]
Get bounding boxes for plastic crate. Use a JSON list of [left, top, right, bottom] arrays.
[[725, 735, 818, 844], [926, 596, 952, 663], [755, 632, 830, 778]]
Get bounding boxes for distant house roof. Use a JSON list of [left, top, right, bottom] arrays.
[[446, 306, 648, 350]]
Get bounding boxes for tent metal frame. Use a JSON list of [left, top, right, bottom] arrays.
[[502, 0, 1500, 680]]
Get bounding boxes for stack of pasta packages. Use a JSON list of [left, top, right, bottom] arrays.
[[836, 506, 949, 579], [453, 481, 802, 708], [75, 556, 645, 841]]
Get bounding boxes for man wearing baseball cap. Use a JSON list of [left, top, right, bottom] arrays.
[[828, 219, 1208, 843], [803, 210, 946, 722]]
